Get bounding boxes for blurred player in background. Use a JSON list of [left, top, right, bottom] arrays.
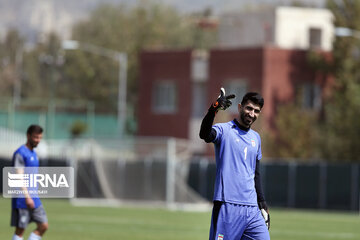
[[11, 125, 48, 240], [200, 89, 270, 240]]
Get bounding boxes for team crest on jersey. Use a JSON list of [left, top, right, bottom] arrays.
[[251, 139, 256, 147], [217, 234, 224, 240]]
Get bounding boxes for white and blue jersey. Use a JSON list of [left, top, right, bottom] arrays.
[[12, 145, 42, 209], [212, 119, 262, 206]]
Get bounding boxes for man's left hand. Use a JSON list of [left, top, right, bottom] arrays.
[[260, 208, 270, 229], [259, 201, 270, 230]]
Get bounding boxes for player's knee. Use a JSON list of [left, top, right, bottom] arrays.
[[38, 222, 49, 234]]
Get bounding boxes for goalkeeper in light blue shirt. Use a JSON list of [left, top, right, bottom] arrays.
[[200, 89, 270, 240]]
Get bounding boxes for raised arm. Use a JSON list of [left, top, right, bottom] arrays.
[[199, 88, 235, 143], [199, 108, 217, 143]]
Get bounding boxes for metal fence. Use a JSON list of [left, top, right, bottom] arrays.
[[1, 140, 359, 211], [0, 99, 119, 139], [188, 158, 360, 211]]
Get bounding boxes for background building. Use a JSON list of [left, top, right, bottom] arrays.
[[218, 6, 334, 50], [137, 6, 334, 155]]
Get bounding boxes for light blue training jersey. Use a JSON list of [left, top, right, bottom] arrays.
[[212, 119, 262, 206]]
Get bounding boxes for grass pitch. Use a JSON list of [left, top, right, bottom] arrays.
[[0, 198, 359, 240]]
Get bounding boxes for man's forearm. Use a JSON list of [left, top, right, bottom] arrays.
[[255, 160, 266, 205], [199, 108, 217, 143]]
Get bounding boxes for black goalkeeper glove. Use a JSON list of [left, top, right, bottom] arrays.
[[259, 201, 270, 230], [209, 87, 236, 113]]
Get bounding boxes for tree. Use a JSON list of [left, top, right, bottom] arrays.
[[316, 0, 360, 161], [61, 1, 217, 115], [262, 102, 321, 161], [0, 29, 24, 99], [21, 32, 64, 102]]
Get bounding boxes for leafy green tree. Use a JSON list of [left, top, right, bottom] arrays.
[[254, 1, 360, 162], [301, 0, 360, 162], [0, 29, 24, 99], [61, 1, 217, 115], [21, 32, 64, 102], [314, 0, 360, 161], [262, 102, 321, 161]]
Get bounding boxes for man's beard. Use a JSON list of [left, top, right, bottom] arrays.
[[240, 111, 254, 127], [29, 141, 39, 148]]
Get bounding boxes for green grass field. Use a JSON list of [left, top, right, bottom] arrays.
[[1, 198, 359, 240]]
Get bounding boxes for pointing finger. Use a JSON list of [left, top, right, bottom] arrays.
[[226, 94, 236, 100]]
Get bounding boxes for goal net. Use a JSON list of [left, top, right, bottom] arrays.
[[62, 137, 209, 209]]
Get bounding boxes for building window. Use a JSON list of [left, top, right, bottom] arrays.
[[191, 54, 208, 82], [224, 80, 247, 114], [309, 28, 322, 49], [152, 81, 177, 114], [302, 83, 321, 110], [192, 82, 207, 117]]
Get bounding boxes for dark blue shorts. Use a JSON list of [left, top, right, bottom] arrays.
[[209, 201, 270, 240]]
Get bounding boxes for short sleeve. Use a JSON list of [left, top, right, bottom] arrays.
[[256, 135, 262, 161], [212, 124, 224, 144], [13, 153, 25, 168]]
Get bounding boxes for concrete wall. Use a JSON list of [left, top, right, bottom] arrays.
[[275, 6, 334, 50], [218, 6, 334, 51]]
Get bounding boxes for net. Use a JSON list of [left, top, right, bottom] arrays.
[[64, 137, 209, 209]]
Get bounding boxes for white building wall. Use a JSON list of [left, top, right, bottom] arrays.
[[218, 6, 334, 51], [275, 7, 334, 51]]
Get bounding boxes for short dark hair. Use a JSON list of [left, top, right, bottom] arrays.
[[241, 92, 264, 109], [27, 125, 43, 135]]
